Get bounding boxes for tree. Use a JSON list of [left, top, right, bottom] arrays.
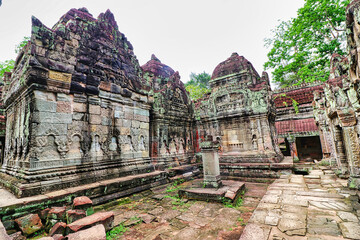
[[0, 36, 30, 81], [264, 0, 350, 88], [0, 60, 15, 81], [185, 72, 211, 100]]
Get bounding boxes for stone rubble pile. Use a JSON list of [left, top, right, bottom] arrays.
[[1, 196, 113, 239]]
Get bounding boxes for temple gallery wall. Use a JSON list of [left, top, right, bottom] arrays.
[[1, 5, 360, 198]]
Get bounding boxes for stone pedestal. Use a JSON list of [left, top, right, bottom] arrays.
[[201, 140, 222, 188]]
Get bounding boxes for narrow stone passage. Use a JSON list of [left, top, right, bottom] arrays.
[[240, 169, 360, 240]]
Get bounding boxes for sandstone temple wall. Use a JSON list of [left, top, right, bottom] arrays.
[[141, 55, 196, 170], [0, 8, 156, 197], [0, 8, 288, 197], [309, 1, 360, 185]]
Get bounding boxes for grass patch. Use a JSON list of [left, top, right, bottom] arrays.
[[106, 224, 128, 240], [166, 179, 185, 193], [222, 197, 243, 209], [319, 159, 330, 166]]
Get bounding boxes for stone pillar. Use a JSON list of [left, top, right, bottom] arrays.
[[200, 136, 222, 188], [287, 137, 298, 160]]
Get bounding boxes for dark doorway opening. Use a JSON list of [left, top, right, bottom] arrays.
[[0, 136, 4, 167], [296, 136, 322, 161], [279, 137, 291, 156]]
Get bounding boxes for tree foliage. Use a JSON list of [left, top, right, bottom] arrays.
[[0, 36, 30, 81], [0, 60, 15, 81], [185, 72, 211, 100], [15, 36, 30, 54], [264, 0, 350, 88]]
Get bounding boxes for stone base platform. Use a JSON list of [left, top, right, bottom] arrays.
[[0, 171, 167, 224], [167, 163, 201, 181], [218, 157, 293, 183], [178, 179, 245, 202]]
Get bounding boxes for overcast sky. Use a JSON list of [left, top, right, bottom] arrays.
[[0, 0, 304, 84]]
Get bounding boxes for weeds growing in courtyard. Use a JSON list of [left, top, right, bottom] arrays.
[[222, 197, 243, 209], [106, 224, 128, 240], [166, 179, 185, 193]]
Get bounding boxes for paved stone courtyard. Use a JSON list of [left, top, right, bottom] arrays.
[[241, 169, 360, 240], [89, 168, 360, 240], [92, 181, 268, 240]]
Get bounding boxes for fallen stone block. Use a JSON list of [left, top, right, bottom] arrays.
[[39, 208, 50, 220], [66, 209, 86, 224], [8, 231, 26, 240], [0, 220, 11, 240], [73, 196, 93, 210], [67, 211, 114, 233], [52, 234, 65, 240], [48, 207, 67, 221], [66, 224, 106, 240], [49, 222, 66, 236], [15, 214, 43, 236]]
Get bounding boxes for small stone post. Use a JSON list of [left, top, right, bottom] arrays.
[[200, 136, 222, 188]]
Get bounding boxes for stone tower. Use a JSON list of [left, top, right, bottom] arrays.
[[195, 53, 283, 165]]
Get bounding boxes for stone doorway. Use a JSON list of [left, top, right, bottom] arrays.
[[280, 138, 291, 156], [295, 136, 322, 161]]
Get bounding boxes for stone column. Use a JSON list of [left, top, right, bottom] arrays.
[[200, 136, 222, 188], [287, 137, 298, 160]]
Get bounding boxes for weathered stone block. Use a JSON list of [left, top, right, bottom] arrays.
[[66, 210, 86, 224], [57, 101, 72, 113], [120, 127, 131, 135], [132, 120, 140, 128], [73, 113, 85, 121], [100, 107, 110, 116], [48, 207, 67, 221], [67, 211, 114, 233], [32, 123, 68, 136], [99, 81, 111, 92], [34, 90, 56, 102], [114, 110, 123, 119], [33, 112, 72, 124], [101, 116, 111, 126], [73, 102, 87, 113], [39, 208, 50, 220], [57, 93, 71, 102], [134, 109, 149, 117], [89, 115, 101, 125], [73, 196, 93, 210], [49, 222, 66, 236], [15, 214, 43, 236], [66, 224, 106, 240], [89, 105, 100, 115], [140, 122, 149, 130], [34, 99, 57, 112], [0, 220, 11, 240], [122, 119, 131, 127]]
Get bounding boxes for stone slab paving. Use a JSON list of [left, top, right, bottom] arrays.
[[240, 170, 360, 240], [94, 182, 269, 240]]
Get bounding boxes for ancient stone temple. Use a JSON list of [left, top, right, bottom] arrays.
[[273, 82, 325, 160], [0, 8, 162, 197], [0, 8, 286, 197], [195, 53, 283, 179], [141, 55, 195, 170], [311, 1, 360, 184]]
